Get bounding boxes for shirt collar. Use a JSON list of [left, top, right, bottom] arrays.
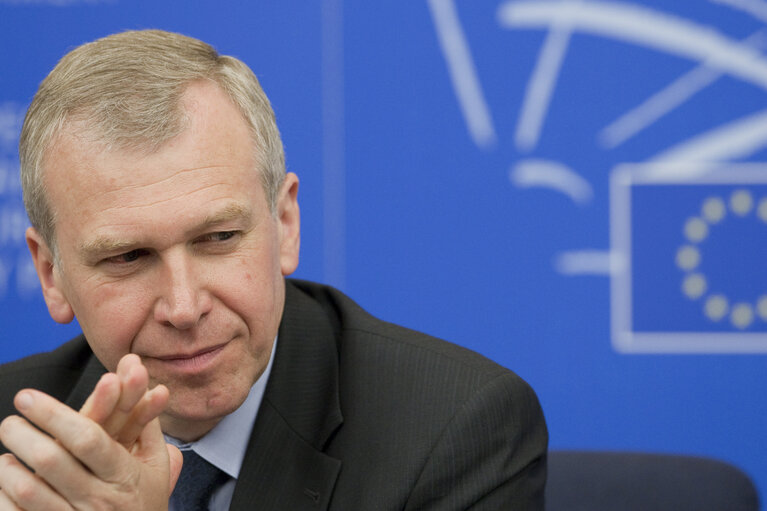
[[165, 336, 278, 479]]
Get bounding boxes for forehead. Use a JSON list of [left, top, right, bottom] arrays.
[[48, 82, 252, 177], [42, 82, 264, 247]]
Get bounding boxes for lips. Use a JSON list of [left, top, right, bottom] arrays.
[[156, 343, 226, 361], [151, 343, 228, 372]]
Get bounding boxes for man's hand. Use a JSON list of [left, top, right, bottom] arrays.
[[0, 355, 183, 510], [80, 355, 170, 450]]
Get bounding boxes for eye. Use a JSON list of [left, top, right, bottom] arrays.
[[201, 231, 238, 242], [105, 249, 147, 265], [194, 231, 241, 254]]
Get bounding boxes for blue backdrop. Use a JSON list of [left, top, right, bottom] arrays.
[[1, 0, 765, 504]]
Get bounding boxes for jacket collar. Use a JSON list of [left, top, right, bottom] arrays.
[[229, 280, 343, 510], [64, 339, 107, 411]]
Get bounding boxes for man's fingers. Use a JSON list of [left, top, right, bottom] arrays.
[[0, 416, 89, 509], [0, 488, 24, 511], [100, 355, 149, 438], [115, 354, 149, 414], [115, 385, 169, 449], [8, 390, 124, 482], [0, 454, 70, 511], [79, 372, 120, 424], [1, 385, 174, 511], [79, 354, 164, 451]]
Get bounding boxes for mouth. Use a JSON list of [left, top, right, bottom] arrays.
[[152, 343, 228, 372]]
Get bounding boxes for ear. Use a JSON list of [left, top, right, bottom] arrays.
[[277, 172, 300, 276], [25, 227, 75, 324]]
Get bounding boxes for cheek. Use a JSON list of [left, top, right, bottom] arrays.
[[224, 256, 283, 326], [73, 281, 152, 370], [229, 246, 278, 285]]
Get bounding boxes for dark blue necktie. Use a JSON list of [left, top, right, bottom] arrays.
[[171, 449, 230, 510]]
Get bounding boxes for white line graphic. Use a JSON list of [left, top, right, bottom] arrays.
[[710, 0, 767, 23], [649, 108, 767, 177], [600, 29, 767, 149], [610, 166, 634, 348], [514, 0, 579, 151], [510, 158, 593, 204], [427, 0, 497, 148], [498, 0, 767, 90], [554, 249, 618, 275]]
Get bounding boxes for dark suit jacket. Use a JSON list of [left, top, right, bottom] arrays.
[[0, 279, 547, 510]]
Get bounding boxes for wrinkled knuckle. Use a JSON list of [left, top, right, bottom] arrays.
[[40, 403, 61, 424], [11, 477, 37, 504], [29, 446, 59, 473], [70, 425, 102, 458]]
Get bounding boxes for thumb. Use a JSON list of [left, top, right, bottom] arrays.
[[134, 417, 170, 462], [167, 444, 183, 493]]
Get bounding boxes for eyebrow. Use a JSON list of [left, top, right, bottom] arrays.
[[78, 202, 253, 261], [199, 203, 252, 230], [80, 237, 137, 261]]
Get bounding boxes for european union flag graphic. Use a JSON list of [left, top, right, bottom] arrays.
[[611, 164, 767, 353]]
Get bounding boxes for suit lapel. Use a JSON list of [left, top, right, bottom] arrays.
[[229, 281, 343, 510]]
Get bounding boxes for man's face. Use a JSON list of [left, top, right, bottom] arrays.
[[27, 81, 300, 440]]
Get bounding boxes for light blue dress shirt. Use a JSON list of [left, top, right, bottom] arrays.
[[166, 337, 277, 511]]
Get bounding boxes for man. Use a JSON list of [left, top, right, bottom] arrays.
[[0, 30, 547, 510]]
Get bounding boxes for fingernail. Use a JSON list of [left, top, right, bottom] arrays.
[[16, 391, 33, 410]]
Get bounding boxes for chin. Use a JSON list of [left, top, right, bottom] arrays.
[[168, 384, 246, 422]]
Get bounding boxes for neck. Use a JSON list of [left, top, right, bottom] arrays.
[[160, 413, 222, 443]]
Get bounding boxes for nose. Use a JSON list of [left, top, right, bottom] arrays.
[[153, 251, 212, 330]]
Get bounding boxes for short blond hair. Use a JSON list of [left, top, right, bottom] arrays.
[[19, 29, 285, 253]]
